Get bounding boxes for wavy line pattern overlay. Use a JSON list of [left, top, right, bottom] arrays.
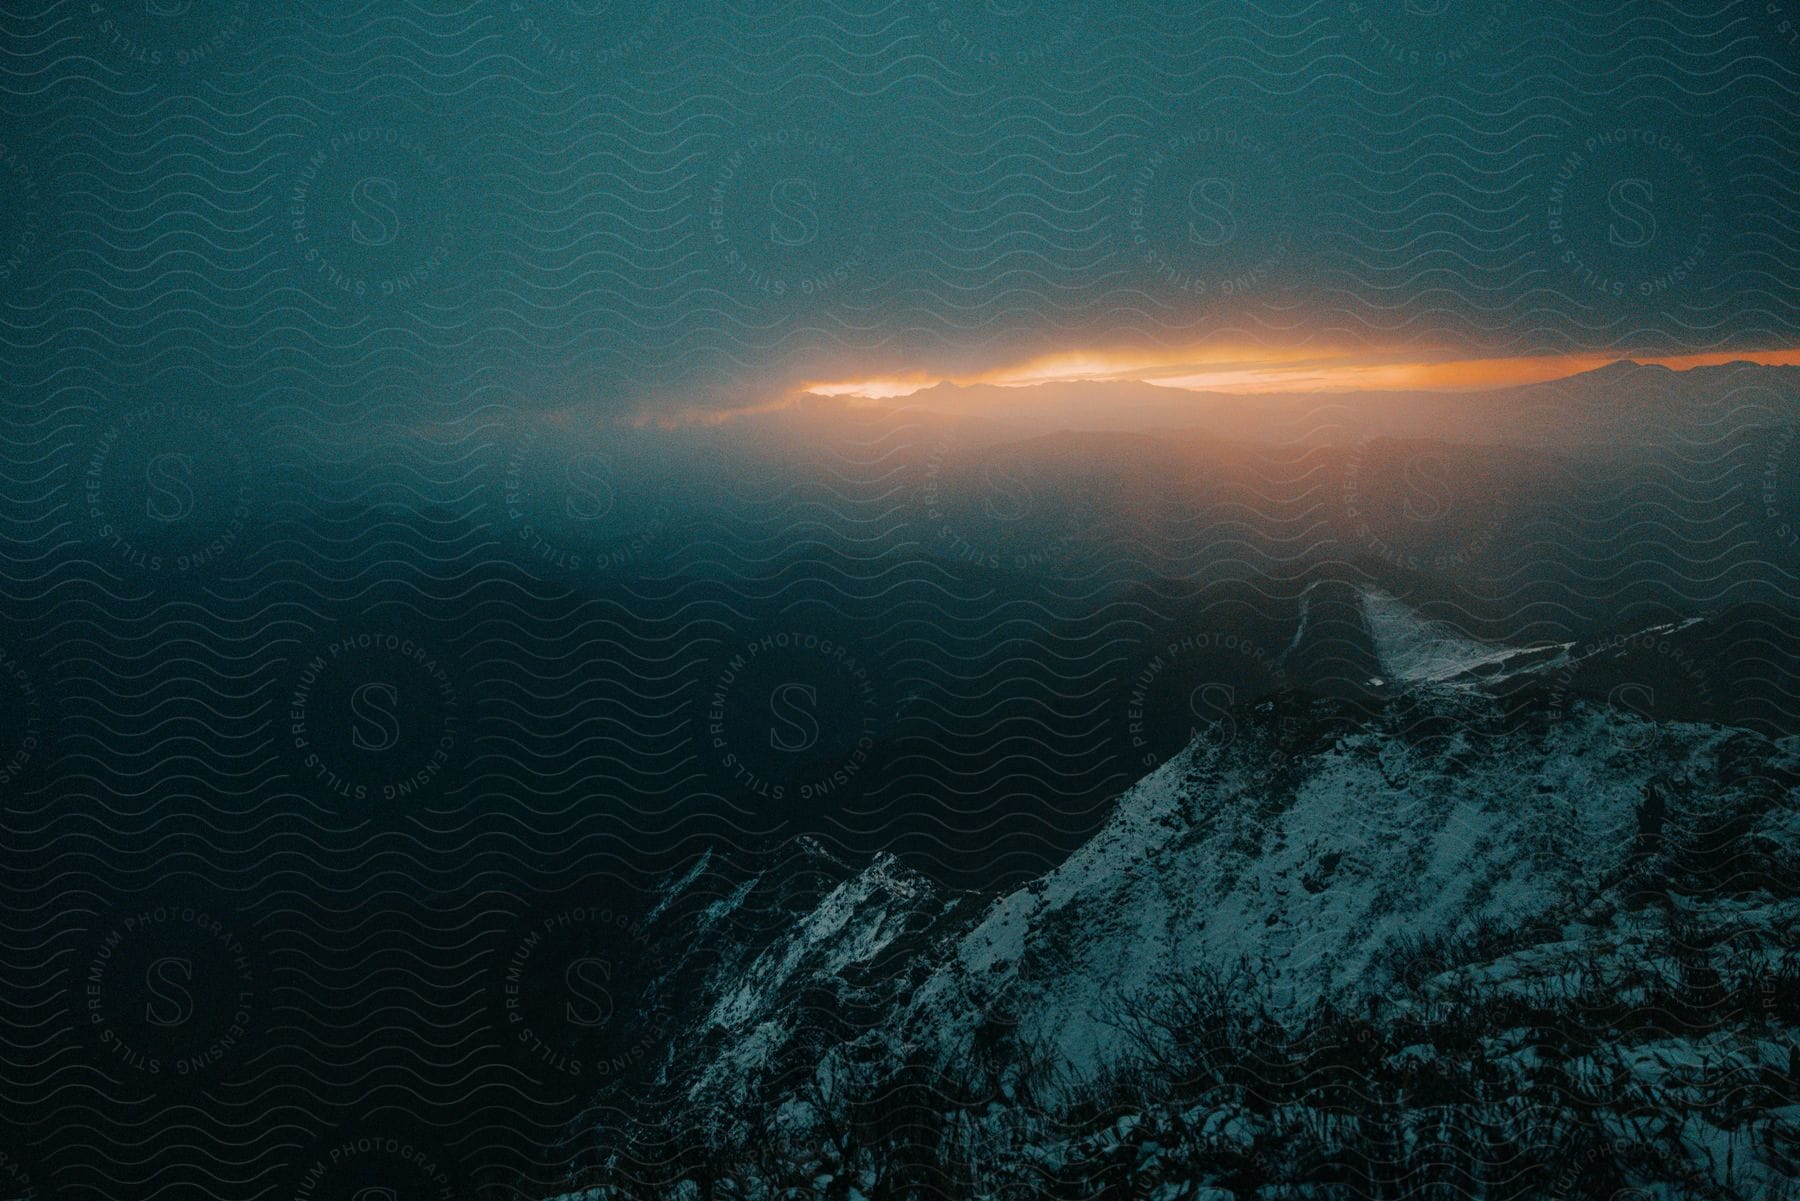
[[1, 2, 1798, 1199]]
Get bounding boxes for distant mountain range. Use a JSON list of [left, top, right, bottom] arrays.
[[781, 359, 1800, 449]]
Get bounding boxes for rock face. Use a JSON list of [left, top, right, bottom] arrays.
[[564, 593, 1800, 1200]]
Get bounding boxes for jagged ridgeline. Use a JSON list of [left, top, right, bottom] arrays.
[[543, 594, 1799, 1201]]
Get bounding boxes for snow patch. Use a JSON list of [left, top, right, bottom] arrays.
[[1358, 587, 1526, 684]]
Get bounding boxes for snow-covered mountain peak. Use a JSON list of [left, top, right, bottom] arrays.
[[560, 609, 1800, 1199], [888, 691, 1772, 1079]]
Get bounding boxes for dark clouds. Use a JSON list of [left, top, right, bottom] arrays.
[[1, 0, 1796, 425]]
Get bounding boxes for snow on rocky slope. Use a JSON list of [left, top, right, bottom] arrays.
[[556, 597, 1799, 1198], [653, 601, 1777, 1079], [684, 695, 1772, 1089], [1358, 585, 1556, 685]]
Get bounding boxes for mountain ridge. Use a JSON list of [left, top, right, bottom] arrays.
[[549, 595, 1800, 1199]]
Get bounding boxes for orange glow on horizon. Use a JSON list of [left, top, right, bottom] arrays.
[[798, 345, 1800, 402]]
